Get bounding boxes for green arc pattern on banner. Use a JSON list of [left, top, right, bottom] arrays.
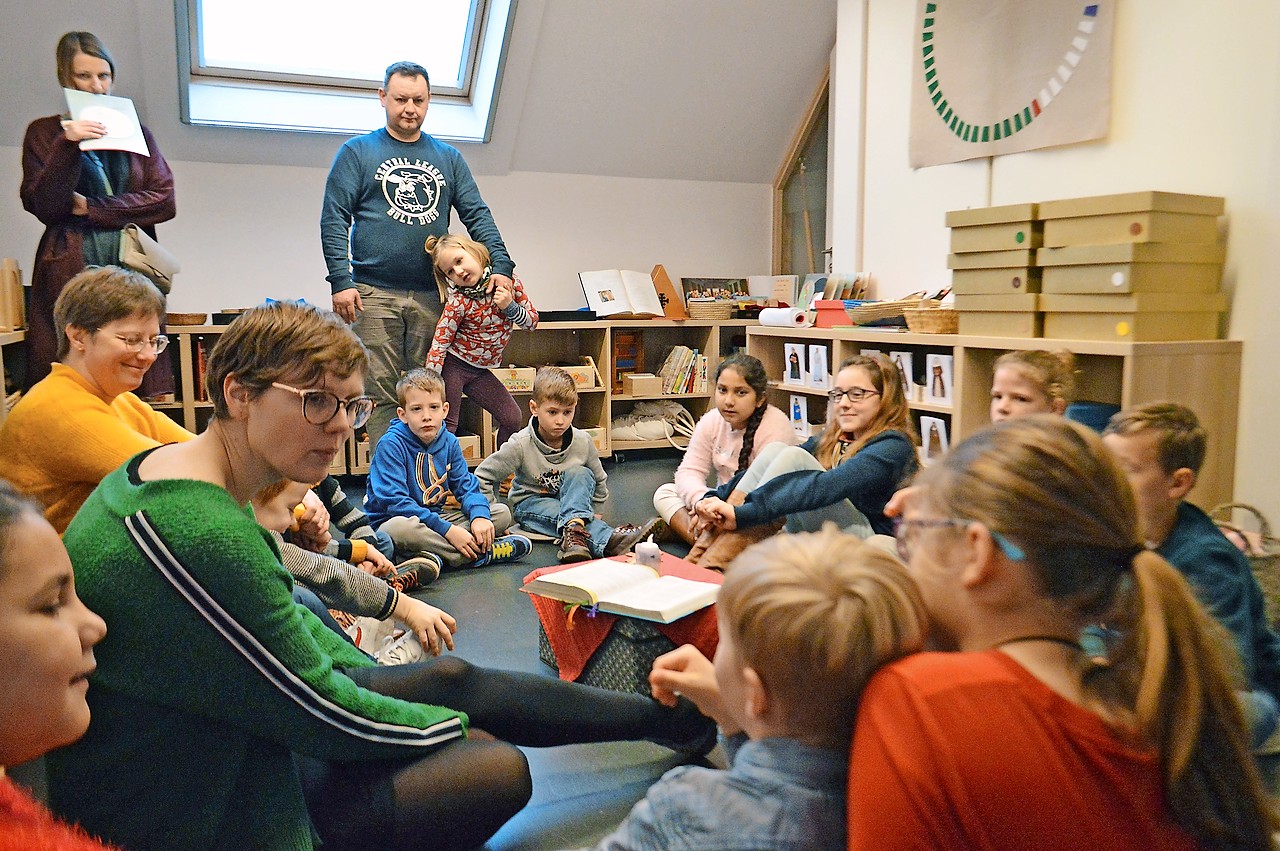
[[921, 3, 1101, 143]]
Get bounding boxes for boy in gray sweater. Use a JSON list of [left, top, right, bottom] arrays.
[[476, 367, 657, 562]]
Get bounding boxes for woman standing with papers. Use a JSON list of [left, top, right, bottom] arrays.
[[21, 31, 176, 393]]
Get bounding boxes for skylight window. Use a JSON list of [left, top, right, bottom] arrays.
[[177, 0, 512, 142]]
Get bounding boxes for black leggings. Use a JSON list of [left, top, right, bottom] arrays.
[[299, 656, 708, 850]]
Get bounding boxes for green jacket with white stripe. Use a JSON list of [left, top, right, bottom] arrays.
[[48, 450, 467, 850]]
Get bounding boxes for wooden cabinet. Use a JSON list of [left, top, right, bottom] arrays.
[[748, 325, 1241, 509]]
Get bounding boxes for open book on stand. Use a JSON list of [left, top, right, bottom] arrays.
[[521, 557, 719, 623], [579, 264, 688, 319]]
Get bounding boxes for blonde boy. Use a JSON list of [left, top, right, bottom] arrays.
[[476, 367, 656, 562], [364, 367, 531, 569], [587, 527, 927, 850]]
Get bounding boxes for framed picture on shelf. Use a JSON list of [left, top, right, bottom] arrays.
[[680, 277, 748, 304], [807, 345, 830, 390], [925, 354, 954, 406], [919, 415, 949, 463], [789, 394, 809, 440], [783, 342, 807, 385]]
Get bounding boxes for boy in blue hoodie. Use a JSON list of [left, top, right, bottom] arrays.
[[365, 367, 531, 569]]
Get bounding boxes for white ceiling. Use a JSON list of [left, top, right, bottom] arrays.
[[0, 0, 837, 183]]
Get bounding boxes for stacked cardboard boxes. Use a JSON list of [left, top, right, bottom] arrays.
[[946, 203, 1043, 338], [1036, 192, 1227, 341]]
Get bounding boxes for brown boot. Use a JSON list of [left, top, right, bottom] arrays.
[[686, 526, 719, 563], [666, 508, 697, 546], [693, 520, 784, 571]]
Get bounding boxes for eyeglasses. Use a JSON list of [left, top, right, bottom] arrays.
[[271, 382, 375, 430], [112, 333, 169, 354], [892, 516, 1027, 563], [892, 517, 970, 562], [828, 387, 880, 403]]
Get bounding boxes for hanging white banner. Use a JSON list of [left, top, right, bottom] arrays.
[[909, 1, 1114, 168]]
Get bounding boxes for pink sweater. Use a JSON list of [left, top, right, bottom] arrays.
[[672, 405, 797, 509]]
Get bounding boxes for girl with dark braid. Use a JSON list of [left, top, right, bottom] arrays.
[[652, 354, 796, 545]]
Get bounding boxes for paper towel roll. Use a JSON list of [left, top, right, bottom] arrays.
[[759, 307, 813, 328]]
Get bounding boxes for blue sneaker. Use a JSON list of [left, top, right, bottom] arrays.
[[470, 534, 533, 567]]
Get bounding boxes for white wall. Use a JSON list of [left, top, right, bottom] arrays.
[[832, 0, 1280, 517], [0, 151, 769, 314]]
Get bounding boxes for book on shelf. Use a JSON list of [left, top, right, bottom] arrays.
[[521, 557, 720, 623], [694, 353, 708, 393], [195, 336, 209, 402], [578, 264, 687, 320]]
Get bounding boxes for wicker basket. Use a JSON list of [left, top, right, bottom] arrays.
[[904, 307, 959, 334], [1210, 502, 1280, 626], [847, 298, 937, 326], [686, 300, 733, 320], [165, 312, 208, 326]]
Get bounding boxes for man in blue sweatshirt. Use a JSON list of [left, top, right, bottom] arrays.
[[321, 60, 515, 445]]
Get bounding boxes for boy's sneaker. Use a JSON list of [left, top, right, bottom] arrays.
[[604, 517, 661, 557], [557, 521, 594, 563], [391, 554, 442, 590], [469, 534, 533, 567]]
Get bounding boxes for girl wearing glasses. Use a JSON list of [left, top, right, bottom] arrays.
[[21, 32, 177, 397], [48, 301, 712, 851], [850, 416, 1275, 849], [689, 354, 917, 570]]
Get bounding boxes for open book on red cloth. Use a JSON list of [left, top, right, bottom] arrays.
[[522, 553, 722, 683]]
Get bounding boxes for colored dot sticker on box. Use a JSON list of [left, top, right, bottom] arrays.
[[1115, 321, 1131, 337], [1111, 272, 1126, 287], [1015, 231, 1025, 244]]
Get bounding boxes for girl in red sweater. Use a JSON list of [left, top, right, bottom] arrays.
[[424, 234, 538, 450], [0, 479, 115, 850]]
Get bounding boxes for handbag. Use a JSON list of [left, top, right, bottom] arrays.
[[119, 223, 180, 294]]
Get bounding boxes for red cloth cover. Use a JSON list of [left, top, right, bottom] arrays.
[[523, 553, 722, 682]]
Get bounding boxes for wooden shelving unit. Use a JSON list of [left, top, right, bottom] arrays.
[[747, 325, 1242, 509], [0, 329, 25, 428]]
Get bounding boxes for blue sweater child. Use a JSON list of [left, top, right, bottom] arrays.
[[365, 411, 529, 571]]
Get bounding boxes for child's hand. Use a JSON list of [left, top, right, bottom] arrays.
[[883, 484, 921, 519], [470, 516, 496, 550], [491, 274, 514, 309], [292, 491, 332, 552], [650, 645, 733, 730], [395, 596, 458, 656], [445, 525, 481, 561], [695, 497, 735, 530], [360, 548, 395, 578]]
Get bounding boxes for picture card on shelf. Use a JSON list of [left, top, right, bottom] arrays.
[[807, 345, 830, 390], [748, 275, 799, 304], [860, 348, 883, 358], [925, 354, 954, 406], [889, 351, 913, 395], [919, 415, 949, 463], [790, 394, 809, 440], [783, 342, 807, 385]]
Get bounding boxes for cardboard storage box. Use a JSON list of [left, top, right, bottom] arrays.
[[348, 437, 372, 471], [1038, 191, 1224, 248], [946, 203, 1041, 253], [457, 434, 481, 462], [954, 293, 1042, 338], [583, 426, 607, 455], [949, 249, 1041, 295], [558, 356, 601, 389], [1040, 292, 1227, 342], [491, 365, 536, 393], [1037, 242, 1224, 294], [622, 372, 663, 396]]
